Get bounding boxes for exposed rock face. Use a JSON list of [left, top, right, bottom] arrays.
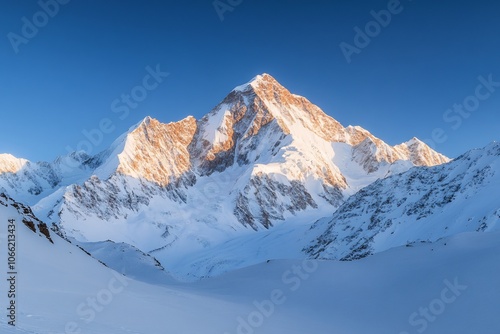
[[235, 173, 319, 230], [394, 137, 450, 166], [0, 154, 28, 173], [115, 116, 198, 187], [304, 142, 500, 261], [0, 193, 54, 243], [0, 73, 450, 259], [350, 132, 450, 174]]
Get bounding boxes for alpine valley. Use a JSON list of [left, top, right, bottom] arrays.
[[0, 74, 498, 334]]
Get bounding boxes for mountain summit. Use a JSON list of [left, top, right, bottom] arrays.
[[0, 74, 451, 276]]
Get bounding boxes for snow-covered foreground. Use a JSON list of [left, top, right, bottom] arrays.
[[1, 197, 499, 334]]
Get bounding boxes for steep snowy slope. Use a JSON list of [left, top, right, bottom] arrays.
[[1, 192, 499, 333], [0, 193, 243, 333], [304, 141, 500, 260], [77, 240, 174, 285]]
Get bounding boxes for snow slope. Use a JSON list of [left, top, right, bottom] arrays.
[[77, 240, 174, 285], [0, 193, 499, 333]]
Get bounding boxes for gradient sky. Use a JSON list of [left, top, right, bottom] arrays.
[[0, 0, 498, 162]]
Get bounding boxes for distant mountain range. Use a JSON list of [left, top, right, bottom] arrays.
[[1, 74, 497, 281]]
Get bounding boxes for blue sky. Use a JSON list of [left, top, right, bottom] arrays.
[[0, 0, 498, 161]]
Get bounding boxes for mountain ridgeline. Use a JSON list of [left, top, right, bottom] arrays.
[[2, 74, 496, 280]]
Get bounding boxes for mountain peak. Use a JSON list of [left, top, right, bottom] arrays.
[[0, 74, 462, 271], [405, 137, 425, 146], [94, 114, 197, 186], [132, 115, 156, 130], [0, 153, 28, 173], [197, 73, 352, 168], [232, 73, 280, 92], [250, 73, 276, 83], [141, 115, 154, 125], [394, 137, 450, 166]]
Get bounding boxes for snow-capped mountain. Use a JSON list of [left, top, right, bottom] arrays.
[[2, 189, 500, 333], [0, 74, 451, 278], [304, 141, 500, 260], [0, 151, 96, 204], [1, 73, 499, 333], [161, 142, 498, 280]]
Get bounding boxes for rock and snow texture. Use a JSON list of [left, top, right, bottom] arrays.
[[157, 142, 498, 280], [0, 74, 498, 333], [0, 151, 97, 205], [304, 141, 500, 261], [1, 192, 500, 333], [0, 193, 55, 244], [0, 75, 449, 264]]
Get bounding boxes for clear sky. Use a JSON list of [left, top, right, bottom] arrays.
[[0, 0, 498, 161]]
